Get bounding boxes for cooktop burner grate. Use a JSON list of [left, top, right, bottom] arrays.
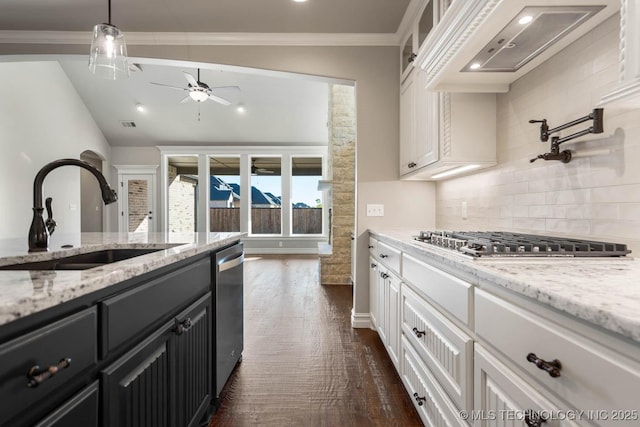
[[415, 231, 631, 257]]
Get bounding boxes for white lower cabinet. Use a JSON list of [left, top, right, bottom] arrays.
[[474, 344, 581, 427], [402, 284, 473, 413], [386, 272, 401, 368], [401, 336, 469, 427]]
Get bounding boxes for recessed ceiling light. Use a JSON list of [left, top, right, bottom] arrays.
[[293, 0, 307, 3], [470, 63, 481, 70], [236, 104, 246, 114], [518, 15, 533, 25], [135, 103, 145, 112]]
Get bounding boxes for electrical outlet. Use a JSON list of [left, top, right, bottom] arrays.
[[461, 201, 467, 220], [366, 204, 384, 217]]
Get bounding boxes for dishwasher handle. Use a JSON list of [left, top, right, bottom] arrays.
[[218, 252, 244, 272]]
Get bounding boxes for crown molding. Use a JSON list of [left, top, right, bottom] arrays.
[[0, 30, 401, 46]]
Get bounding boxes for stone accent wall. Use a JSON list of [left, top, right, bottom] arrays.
[[127, 179, 149, 232], [168, 165, 197, 232], [320, 84, 356, 285]]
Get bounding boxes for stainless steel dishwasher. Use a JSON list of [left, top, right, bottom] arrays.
[[214, 242, 244, 398]]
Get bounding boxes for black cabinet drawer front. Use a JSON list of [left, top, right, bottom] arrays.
[[101, 257, 211, 358], [0, 308, 98, 427], [34, 381, 99, 427]]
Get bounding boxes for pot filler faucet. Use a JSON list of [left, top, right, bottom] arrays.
[[28, 158, 118, 252], [529, 108, 604, 163]]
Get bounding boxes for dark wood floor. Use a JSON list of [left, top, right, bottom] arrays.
[[210, 255, 423, 427]]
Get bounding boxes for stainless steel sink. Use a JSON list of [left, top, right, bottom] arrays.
[[0, 248, 167, 271]]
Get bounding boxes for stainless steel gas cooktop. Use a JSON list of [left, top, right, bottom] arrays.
[[414, 231, 631, 258]]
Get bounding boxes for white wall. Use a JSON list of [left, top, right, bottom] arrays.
[[437, 16, 640, 254], [0, 61, 112, 242]]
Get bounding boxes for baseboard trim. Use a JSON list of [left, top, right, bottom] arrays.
[[351, 310, 372, 329]]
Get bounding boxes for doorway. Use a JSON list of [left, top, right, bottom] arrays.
[[114, 166, 158, 235]]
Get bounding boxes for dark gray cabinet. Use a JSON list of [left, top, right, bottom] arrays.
[[101, 292, 211, 427], [34, 381, 99, 427]]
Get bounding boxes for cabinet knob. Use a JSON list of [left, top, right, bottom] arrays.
[[524, 410, 547, 427], [379, 253, 389, 258], [370, 263, 377, 268], [26, 357, 71, 388], [368, 245, 374, 249], [412, 327, 426, 338], [412, 392, 426, 406], [526, 353, 561, 378], [408, 53, 417, 63], [408, 162, 417, 168], [174, 317, 193, 336], [380, 272, 389, 279]]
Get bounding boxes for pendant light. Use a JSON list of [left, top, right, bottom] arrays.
[[88, 0, 129, 80]]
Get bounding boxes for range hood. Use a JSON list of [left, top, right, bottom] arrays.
[[417, 0, 619, 93]]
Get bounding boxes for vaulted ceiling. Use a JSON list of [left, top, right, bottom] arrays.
[[0, 0, 412, 147]]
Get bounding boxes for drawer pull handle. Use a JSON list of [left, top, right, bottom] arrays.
[[526, 353, 561, 378], [27, 357, 71, 388], [174, 317, 193, 336], [379, 254, 389, 258], [413, 392, 426, 406], [368, 245, 374, 249], [408, 162, 417, 168], [370, 263, 377, 268], [380, 272, 389, 279], [524, 410, 547, 427], [412, 327, 425, 338]]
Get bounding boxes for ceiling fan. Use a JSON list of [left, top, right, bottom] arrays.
[[150, 69, 240, 105], [251, 160, 274, 175]]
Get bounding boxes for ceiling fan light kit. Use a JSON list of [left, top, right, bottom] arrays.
[[150, 68, 240, 107], [88, 0, 130, 80]]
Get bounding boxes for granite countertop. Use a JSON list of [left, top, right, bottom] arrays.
[[0, 232, 244, 326], [370, 229, 640, 344]]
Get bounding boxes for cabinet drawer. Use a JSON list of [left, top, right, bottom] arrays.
[[375, 241, 401, 275], [400, 337, 468, 427], [369, 237, 379, 257], [476, 289, 640, 426], [0, 308, 97, 427], [402, 284, 472, 413], [403, 254, 471, 325], [101, 257, 210, 358], [35, 381, 99, 427], [474, 344, 580, 427]]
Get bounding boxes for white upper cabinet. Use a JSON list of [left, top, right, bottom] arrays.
[[600, 0, 640, 109], [416, 0, 620, 92]]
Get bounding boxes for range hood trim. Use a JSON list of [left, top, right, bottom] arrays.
[[416, 0, 620, 93]]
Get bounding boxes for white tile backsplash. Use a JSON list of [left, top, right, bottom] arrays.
[[436, 15, 640, 253]]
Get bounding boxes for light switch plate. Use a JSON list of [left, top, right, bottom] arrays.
[[366, 204, 384, 217]]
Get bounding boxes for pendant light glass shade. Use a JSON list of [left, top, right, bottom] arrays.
[[88, 23, 130, 80]]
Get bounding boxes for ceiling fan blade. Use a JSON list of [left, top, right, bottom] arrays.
[[184, 71, 199, 87], [257, 168, 274, 174], [180, 95, 192, 104], [207, 94, 232, 106], [210, 86, 241, 94], [150, 82, 187, 91]]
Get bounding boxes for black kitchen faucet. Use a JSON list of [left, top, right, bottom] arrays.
[[28, 158, 118, 252]]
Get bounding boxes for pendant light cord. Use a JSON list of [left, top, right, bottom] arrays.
[[108, 0, 112, 25]]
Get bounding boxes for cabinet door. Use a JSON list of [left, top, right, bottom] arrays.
[[474, 344, 580, 427], [35, 381, 99, 427], [376, 267, 388, 344], [369, 257, 379, 329], [386, 274, 401, 369], [102, 322, 172, 427], [400, 74, 416, 176], [414, 70, 439, 167], [173, 293, 212, 427]]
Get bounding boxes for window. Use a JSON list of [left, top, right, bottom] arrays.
[[250, 156, 282, 235], [291, 157, 323, 235], [209, 156, 240, 232], [167, 155, 199, 232]]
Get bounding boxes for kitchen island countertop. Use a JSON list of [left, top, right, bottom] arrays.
[[0, 232, 244, 326], [370, 229, 640, 344]]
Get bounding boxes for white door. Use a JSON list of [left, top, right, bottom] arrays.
[[119, 174, 156, 234]]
